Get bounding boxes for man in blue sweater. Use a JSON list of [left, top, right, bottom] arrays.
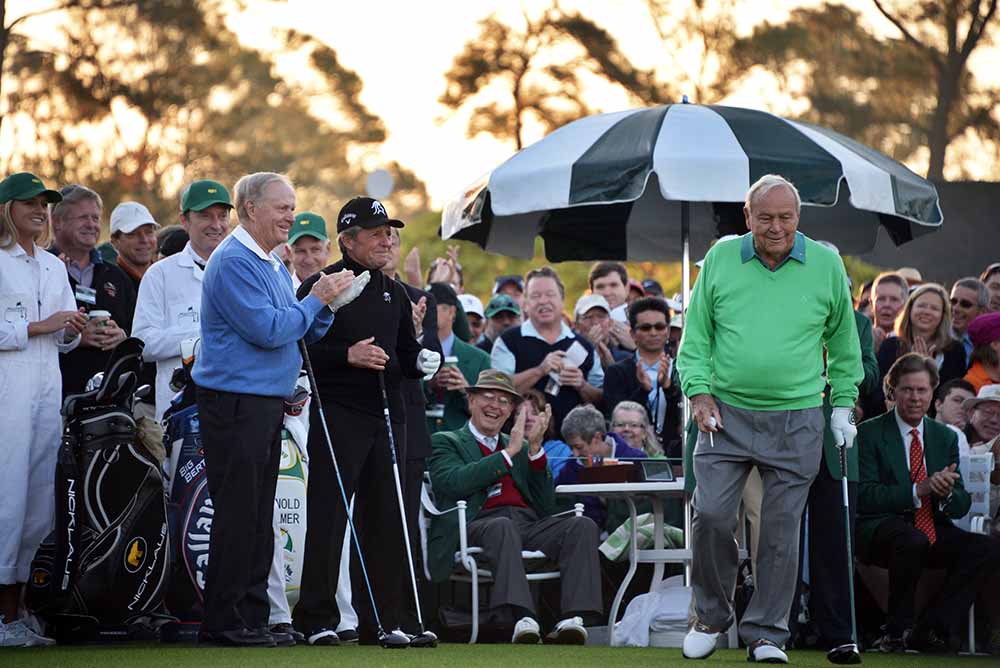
[[192, 172, 357, 647]]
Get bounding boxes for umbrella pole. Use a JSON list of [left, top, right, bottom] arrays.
[[680, 200, 693, 587]]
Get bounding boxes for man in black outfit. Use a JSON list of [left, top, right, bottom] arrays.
[[603, 298, 681, 456], [383, 226, 441, 633], [293, 197, 441, 647], [50, 184, 134, 396]]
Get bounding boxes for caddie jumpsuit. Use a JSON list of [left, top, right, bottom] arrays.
[[0, 243, 78, 584]]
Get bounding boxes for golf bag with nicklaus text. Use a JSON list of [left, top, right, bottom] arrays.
[[27, 338, 172, 641]]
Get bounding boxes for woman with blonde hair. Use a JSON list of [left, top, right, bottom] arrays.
[[610, 400, 664, 457], [877, 282, 968, 392], [0, 173, 87, 647]]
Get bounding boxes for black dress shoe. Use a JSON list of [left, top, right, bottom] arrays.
[[906, 625, 949, 654], [198, 627, 276, 647], [270, 623, 304, 643], [257, 626, 295, 647], [827, 643, 862, 664], [336, 628, 359, 644], [869, 632, 906, 653]]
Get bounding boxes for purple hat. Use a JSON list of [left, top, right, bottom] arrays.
[[968, 312, 1000, 348]]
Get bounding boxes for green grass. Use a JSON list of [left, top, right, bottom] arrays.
[[8, 644, 998, 668]]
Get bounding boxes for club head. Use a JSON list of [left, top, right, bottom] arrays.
[[826, 642, 861, 664], [409, 630, 438, 648], [377, 629, 410, 649]]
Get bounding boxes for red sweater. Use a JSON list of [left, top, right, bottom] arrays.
[[477, 441, 547, 511]]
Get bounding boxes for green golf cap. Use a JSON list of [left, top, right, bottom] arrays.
[[0, 172, 62, 205], [485, 293, 521, 318], [289, 212, 329, 244], [181, 179, 233, 213]]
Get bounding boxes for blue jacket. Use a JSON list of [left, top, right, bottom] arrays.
[[192, 227, 333, 397]]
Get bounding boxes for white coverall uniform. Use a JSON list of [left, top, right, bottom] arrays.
[[0, 244, 79, 584], [132, 242, 204, 422]]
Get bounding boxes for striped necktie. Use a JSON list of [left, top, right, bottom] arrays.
[[909, 429, 937, 545]]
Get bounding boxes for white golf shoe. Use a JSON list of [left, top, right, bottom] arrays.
[[0, 617, 56, 647], [747, 638, 788, 663], [512, 616, 541, 644], [682, 621, 721, 659], [545, 616, 587, 645]]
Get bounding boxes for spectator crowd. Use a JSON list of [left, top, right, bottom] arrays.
[[2, 169, 1000, 660]]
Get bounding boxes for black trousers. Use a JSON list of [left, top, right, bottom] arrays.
[[293, 402, 406, 632], [803, 464, 857, 648], [867, 516, 1000, 636], [196, 388, 284, 633]]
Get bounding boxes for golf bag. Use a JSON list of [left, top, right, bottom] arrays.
[[27, 338, 172, 638], [162, 339, 310, 623]]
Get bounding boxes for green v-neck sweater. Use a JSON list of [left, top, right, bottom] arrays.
[[678, 233, 862, 411]]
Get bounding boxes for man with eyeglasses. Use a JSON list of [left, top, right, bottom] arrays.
[[426, 369, 601, 644], [603, 297, 681, 456], [50, 184, 135, 396], [950, 278, 989, 367]]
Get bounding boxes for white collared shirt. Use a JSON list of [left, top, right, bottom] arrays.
[[894, 408, 927, 508], [490, 319, 605, 388], [229, 225, 282, 272], [0, 242, 80, 357]]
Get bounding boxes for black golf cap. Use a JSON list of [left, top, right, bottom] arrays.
[[428, 282, 459, 307], [493, 274, 524, 295], [336, 196, 404, 233]]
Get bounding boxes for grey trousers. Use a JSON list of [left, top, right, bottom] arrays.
[[691, 398, 823, 647], [467, 506, 602, 618]]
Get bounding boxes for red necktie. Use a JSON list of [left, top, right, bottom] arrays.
[[909, 429, 937, 545]]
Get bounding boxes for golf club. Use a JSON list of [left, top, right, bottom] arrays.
[[298, 340, 409, 649], [827, 440, 861, 665], [377, 369, 438, 648]]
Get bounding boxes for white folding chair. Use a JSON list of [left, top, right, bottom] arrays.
[[419, 479, 583, 643]]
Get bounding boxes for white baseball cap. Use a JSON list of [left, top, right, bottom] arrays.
[[458, 293, 484, 319], [110, 201, 160, 235], [574, 293, 611, 318], [696, 234, 741, 268]]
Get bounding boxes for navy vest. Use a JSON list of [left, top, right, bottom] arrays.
[[499, 325, 596, 433]]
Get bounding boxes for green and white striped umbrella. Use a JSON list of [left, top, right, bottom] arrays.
[[441, 103, 943, 261]]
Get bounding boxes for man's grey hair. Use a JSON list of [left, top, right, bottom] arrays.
[[745, 174, 801, 214], [233, 172, 292, 224], [337, 226, 363, 256], [561, 405, 608, 444], [51, 184, 103, 222], [953, 277, 990, 310]]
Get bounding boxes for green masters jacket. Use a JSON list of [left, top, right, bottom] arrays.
[[426, 423, 556, 583], [683, 310, 878, 492], [426, 338, 492, 434], [856, 411, 971, 563]]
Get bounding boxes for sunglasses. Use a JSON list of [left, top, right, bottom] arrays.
[[634, 322, 668, 332], [950, 297, 976, 309]]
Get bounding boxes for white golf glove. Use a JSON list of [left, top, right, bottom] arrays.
[[417, 348, 442, 380], [830, 407, 857, 449], [328, 270, 370, 313]]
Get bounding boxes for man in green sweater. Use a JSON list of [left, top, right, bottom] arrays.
[[677, 175, 862, 664]]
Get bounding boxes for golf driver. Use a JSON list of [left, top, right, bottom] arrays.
[[298, 340, 409, 649], [377, 370, 438, 648], [827, 440, 861, 665]]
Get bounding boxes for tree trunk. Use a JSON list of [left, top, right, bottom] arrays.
[[926, 64, 959, 182], [0, 1, 7, 139]]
